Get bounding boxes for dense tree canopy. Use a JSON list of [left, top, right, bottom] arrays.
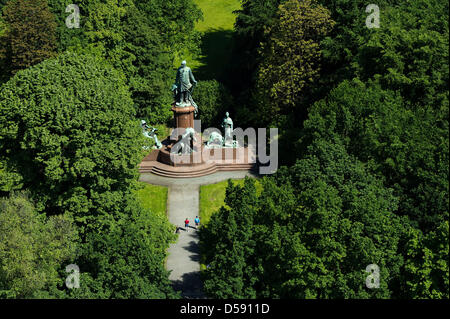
[[0, 192, 78, 298], [0, 52, 177, 298], [402, 220, 449, 298], [201, 140, 415, 298], [200, 0, 449, 300], [43, 0, 202, 123], [0, 52, 143, 220], [68, 195, 177, 298], [301, 79, 449, 231], [0, 0, 447, 300], [201, 139, 448, 298], [317, 0, 449, 105], [0, 0, 57, 78], [255, 0, 334, 124]]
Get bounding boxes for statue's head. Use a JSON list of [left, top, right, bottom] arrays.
[[225, 112, 229, 117], [181, 60, 187, 66]]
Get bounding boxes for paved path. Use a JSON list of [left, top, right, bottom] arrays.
[[139, 170, 259, 187], [166, 184, 203, 298], [140, 171, 259, 298]]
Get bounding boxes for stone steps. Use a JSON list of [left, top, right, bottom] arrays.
[[152, 163, 218, 178], [139, 145, 258, 178], [139, 160, 256, 178]]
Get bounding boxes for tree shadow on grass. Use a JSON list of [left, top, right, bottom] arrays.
[[195, 28, 235, 82]]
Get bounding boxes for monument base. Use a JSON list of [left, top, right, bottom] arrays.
[[138, 102, 257, 178], [139, 142, 257, 178]]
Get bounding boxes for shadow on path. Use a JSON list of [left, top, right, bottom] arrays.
[[172, 271, 204, 299], [185, 240, 201, 262]]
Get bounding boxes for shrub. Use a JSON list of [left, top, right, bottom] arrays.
[[195, 79, 233, 129]]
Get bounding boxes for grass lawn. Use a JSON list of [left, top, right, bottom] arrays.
[[194, 0, 241, 32], [177, 0, 241, 80], [199, 178, 262, 226], [135, 182, 168, 218], [199, 178, 262, 270], [135, 182, 175, 268]]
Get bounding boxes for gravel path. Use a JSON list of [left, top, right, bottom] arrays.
[[140, 171, 259, 298]]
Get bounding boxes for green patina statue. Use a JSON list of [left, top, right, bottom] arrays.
[[221, 112, 233, 146], [141, 120, 162, 149], [172, 60, 198, 113]]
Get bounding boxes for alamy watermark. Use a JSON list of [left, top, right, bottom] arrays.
[[65, 264, 80, 289], [365, 264, 380, 289], [65, 4, 80, 29], [365, 4, 380, 29], [168, 120, 278, 175], [64, 4, 379, 30]]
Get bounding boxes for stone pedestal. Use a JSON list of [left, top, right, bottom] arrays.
[[172, 104, 195, 129]]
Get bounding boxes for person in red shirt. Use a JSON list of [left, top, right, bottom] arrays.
[[184, 218, 190, 232]]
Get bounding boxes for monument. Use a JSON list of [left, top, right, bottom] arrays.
[[172, 60, 198, 112], [170, 60, 198, 138], [139, 61, 256, 178]]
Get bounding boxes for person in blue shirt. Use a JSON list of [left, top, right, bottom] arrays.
[[194, 216, 200, 228]]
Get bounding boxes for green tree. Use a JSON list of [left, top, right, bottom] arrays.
[[316, 0, 449, 107], [69, 195, 178, 299], [134, 0, 203, 60], [0, 52, 177, 298], [0, 158, 22, 194], [45, 0, 86, 52], [0, 0, 57, 77], [0, 52, 143, 223], [0, 192, 78, 298], [201, 178, 259, 298], [356, 0, 448, 108], [0, 10, 8, 83], [302, 79, 449, 231], [46, 0, 201, 123], [402, 221, 449, 298], [201, 0, 449, 299], [123, 6, 173, 122], [267, 139, 408, 298], [195, 80, 233, 129], [201, 140, 410, 298], [256, 0, 334, 122]]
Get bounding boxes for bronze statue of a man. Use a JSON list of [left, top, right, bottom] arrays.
[[173, 60, 198, 109]]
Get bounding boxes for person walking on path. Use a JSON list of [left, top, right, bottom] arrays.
[[185, 218, 190, 231], [194, 216, 200, 229]]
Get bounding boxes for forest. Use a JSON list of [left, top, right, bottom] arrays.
[[0, 0, 448, 299]]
